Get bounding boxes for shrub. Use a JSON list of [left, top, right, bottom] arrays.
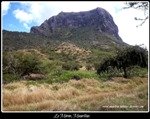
[[3, 73, 20, 84], [62, 61, 81, 71], [15, 53, 42, 75], [3, 51, 47, 76], [3, 52, 19, 74]]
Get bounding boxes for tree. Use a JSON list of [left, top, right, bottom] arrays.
[[123, 2, 149, 27], [97, 46, 148, 78]]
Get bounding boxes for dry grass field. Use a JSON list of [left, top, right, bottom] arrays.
[[2, 77, 148, 111]]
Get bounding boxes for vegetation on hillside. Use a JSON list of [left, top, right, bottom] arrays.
[[3, 29, 126, 51], [3, 44, 148, 84]]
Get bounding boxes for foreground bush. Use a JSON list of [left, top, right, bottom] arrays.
[[3, 51, 44, 76]]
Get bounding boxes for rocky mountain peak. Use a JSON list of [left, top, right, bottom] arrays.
[[30, 7, 122, 42]]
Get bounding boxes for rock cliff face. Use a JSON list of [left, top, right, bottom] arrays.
[[30, 7, 122, 42]]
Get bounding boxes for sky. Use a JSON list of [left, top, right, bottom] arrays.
[[1, 1, 149, 50]]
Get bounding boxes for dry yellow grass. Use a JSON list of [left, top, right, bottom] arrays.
[[2, 77, 148, 111]]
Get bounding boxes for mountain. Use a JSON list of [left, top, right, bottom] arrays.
[[3, 7, 128, 51], [30, 8, 123, 43]]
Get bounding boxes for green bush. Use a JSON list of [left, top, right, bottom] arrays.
[[39, 59, 62, 74], [3, 73, 20, 84], [3, 51, 47, 76], [15, 53, 42, 75], [62, 61, 81, 71], [3, 52, 19, 74]]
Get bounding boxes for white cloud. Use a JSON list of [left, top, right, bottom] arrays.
[[13, 9, 33, 23], [12, 1, 149, 49], [13, 2, 55, 26], [2, 1, 11, 16]]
